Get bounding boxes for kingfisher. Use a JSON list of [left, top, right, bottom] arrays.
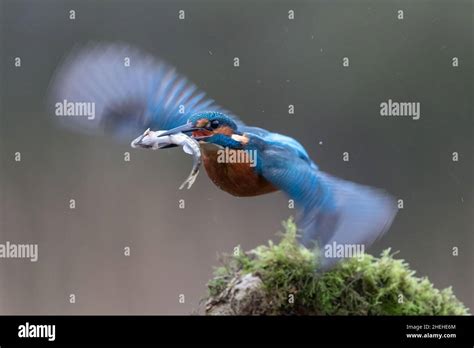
[[49, 43, 397, 268]]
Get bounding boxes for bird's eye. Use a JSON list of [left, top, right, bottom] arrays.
[[210, 120, 220, 129]]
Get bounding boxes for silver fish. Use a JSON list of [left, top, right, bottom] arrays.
[[131, 128, 202, 190]]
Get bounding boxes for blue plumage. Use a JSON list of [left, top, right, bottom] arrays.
[[49, 43, 397, 269]]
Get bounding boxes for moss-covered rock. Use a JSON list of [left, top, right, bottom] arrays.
[[205, 218, 469, 315]]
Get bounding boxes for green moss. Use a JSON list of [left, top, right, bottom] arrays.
[[206, 218, 469, 315]]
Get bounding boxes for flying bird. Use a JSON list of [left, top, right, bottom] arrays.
[[49, 43, 397, 268]]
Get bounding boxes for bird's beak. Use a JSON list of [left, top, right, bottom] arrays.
[[157, 123, 201, 137]]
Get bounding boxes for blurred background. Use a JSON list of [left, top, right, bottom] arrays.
[[0, 0, 472, 314]]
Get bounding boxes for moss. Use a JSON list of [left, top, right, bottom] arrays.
[[205, 218, 469, 315]]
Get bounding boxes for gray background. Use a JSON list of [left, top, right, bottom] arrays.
[[0, 0, 472, 314]]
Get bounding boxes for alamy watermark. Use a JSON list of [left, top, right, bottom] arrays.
[[55, 99, 95, 120], [380, 99, 420, 120], [18, 322, 55, 341], [0, 241, 38, 262], [217, 148, 257, 167], [324, 241, 365, 260]]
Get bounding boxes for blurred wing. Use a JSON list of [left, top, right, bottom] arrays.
[[48, 42, 240, 139], [260, 144, 397, 270]]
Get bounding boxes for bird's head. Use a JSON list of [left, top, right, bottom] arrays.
[[188, 111, 238, 137], [157, 111, 247, 147]]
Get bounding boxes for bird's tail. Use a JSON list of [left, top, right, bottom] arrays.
[[298, 172, 398, 270]]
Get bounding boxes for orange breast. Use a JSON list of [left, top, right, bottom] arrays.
[[201, 144, 278, 197]]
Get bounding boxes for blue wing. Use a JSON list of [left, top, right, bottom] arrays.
[[48, 42, 241, 139], [256, 136, 397, 270], [241, 126, 316, 169]]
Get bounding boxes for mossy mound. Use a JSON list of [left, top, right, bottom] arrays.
[[205, 218, 469, 315]]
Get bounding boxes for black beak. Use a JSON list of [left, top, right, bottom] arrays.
[[157, 123, 201, 137]]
